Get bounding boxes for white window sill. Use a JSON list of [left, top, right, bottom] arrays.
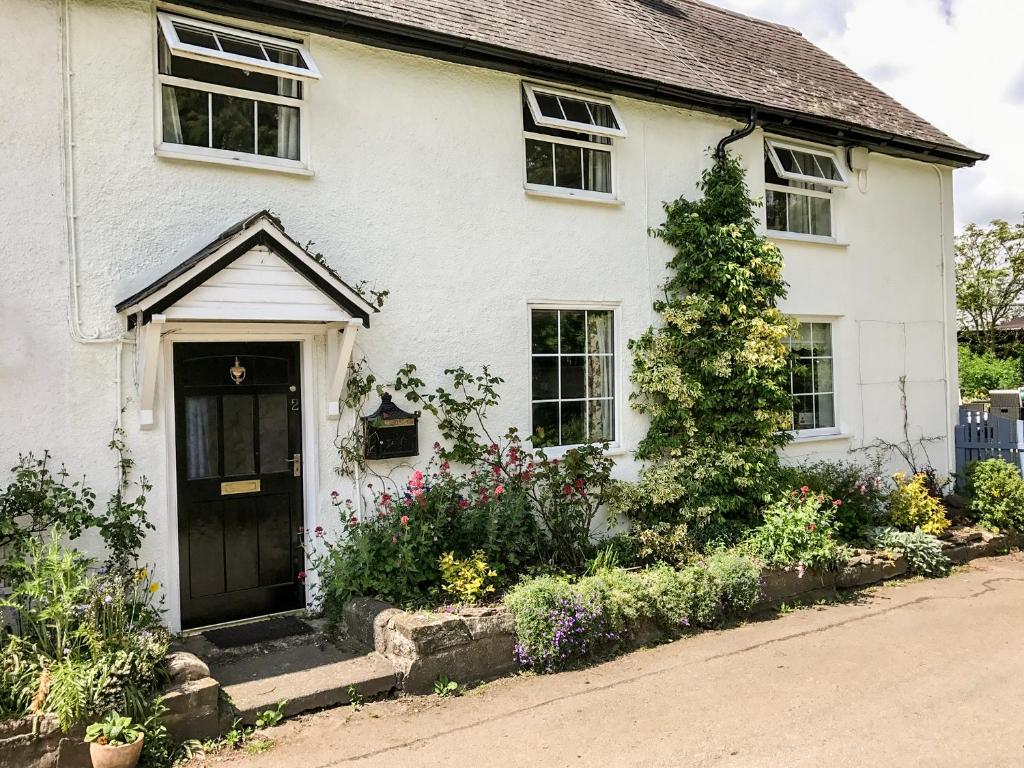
[[787, 431, 851, 445], [155, 145, 314, 177], [768, 231, 849, 248], [531, 443, 629, 459], [524, 186, 624, 206]]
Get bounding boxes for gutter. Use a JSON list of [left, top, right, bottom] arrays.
[[177, 0, 987, 168]]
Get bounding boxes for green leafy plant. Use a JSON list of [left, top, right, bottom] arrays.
[[254, 700, 287, 729], [781, 459, 888, 540], [85, 711, 142, 747], [868, 527, 951, 577], [958, 345, 1021, 399], [964, 458, 1024, 532], [347, 685, 364, 711], [618, 151, 794, 529], [887, 471, 950, 535], [433, 676, 460, 697], [438, 551, 497, 605], [742, 488, 848, 570]]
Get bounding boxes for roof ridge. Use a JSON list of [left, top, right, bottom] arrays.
[[682, 0, 802, 35]]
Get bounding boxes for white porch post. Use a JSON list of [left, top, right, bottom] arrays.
[[326, 320, 360, 419]]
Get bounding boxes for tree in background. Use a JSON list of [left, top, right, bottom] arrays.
[[955, 219, 1024, 352], [957, 345, 1021, 400]]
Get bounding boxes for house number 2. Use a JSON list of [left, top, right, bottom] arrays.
[[290, 398, 300, 411]]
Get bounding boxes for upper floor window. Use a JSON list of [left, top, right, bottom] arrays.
[[764, 139, 847, 239], [156, 12, 319, 169], [531, 307, 616, 448], [522, 84, 626, 200], [786, 321, 836, 435]]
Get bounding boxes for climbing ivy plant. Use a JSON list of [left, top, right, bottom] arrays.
[[617, 151, 795, 529]]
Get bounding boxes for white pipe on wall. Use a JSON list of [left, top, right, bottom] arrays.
[[931, 163, 956, 474]]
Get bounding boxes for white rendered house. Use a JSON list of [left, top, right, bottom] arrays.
[[0, 0, 984, 631]]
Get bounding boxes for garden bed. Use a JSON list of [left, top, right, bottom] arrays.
[[339, 526, 1018, 695]]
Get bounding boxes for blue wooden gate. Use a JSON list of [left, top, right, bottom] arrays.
[[954, 407, 1024, 478]]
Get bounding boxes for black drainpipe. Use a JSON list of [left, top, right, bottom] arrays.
[[715, 108, 758, 159]]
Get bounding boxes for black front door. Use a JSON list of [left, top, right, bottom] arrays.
[[174, 342, 305, 629]]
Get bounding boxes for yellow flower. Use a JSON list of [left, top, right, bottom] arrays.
[[149, 582, 161, 594], [135, 568, 148, 582]]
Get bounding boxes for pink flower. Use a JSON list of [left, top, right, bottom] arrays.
[[563, 484, 573, 496], [433, 441, 442, 451], [381, 493, 392, 505], [495, 484, 505, 495], [400, 515, 409, 526], [349, 515, 358, 526], [799, 485, 810, 495], [440, 461, 450, 473], [409, 470, 424, 490], [574, 478, 585, 491], [391, 536, 398, 544], [806, 523, 817, 532], [297, 570, 307, 583], [458, 499, 469, 509], [330, 490, 339, 499], [315, 525, 324, 537], [488, 443, 499, 454], [833, 499, 843, 507]]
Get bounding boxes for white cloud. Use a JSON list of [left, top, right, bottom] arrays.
[[710, 0, 1024, 228]]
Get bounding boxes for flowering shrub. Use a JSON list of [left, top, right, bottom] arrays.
[[438, 550, 497, 605], [0, 531, 168, 729], [782, 459, 887, 539], [887, 471, 950, 536], [506, 553, 761, 672], [965, 459, 1024, 533], [868, 527, 950, 577], [741, 488, 848, 570]]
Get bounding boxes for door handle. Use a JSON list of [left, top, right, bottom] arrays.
[[286, 453, 302, 477]]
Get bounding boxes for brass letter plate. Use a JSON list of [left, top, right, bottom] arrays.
[[221, 479, 261, 495]]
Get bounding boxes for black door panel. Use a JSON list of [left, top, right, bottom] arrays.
[[174, 342, 304, 629]]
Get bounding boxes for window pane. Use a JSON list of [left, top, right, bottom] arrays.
[[559, 97, 593, 125], [217, 33, 267, 61], [812, 323, 833, 354], [534, 91, 563, 119], [532, 357, 558, 400], [588, 400, 615, 443], [809, 195, 832, 237], [587, 311, 614, 353], [792, 359, 813, 394], [554, 143, 583, 189], [257, 102, 300, 160], [786, 192, 810, 234], [264, 44, 303, 68], [588, 103, 618, 129], [815, 394, 835, 428], [532, 403, 559, 448], [560, 311, 585, 353], [776, 147, 798, 174], [222, 395, 255, 476], [174, 23, 219, 49], [587, 356, 614, 399], [185, 396, 219, 479], [212, 93, 255, 154], [766, 189, 787, 231], [813, 358, 833, 393], [582, 148, 611, 193], [161, 45, 300, 97], [532, 310, 559, 353], [793, 394, 815, 431], [561, 401, 585, 445], [162, 85, 209, 147], [258, 394, 289, 474], [525, 139, 555, 186], [560, 356, 586, 399]]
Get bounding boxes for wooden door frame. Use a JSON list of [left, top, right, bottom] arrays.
[[160, 323, 321, 633]]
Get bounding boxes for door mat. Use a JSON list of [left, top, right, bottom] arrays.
[[203, 616, 314, 649]]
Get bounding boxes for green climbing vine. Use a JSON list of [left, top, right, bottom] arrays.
[[615, 151, 795, 530]]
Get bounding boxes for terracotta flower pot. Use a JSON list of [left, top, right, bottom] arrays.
[[89, 735, 144, 768]]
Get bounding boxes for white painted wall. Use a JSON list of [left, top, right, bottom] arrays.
[[0, 0, 959, 629]]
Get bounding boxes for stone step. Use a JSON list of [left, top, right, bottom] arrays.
[[209, 639, 397, 723]]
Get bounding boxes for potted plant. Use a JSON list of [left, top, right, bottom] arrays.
[[85, 711, 145, 768]]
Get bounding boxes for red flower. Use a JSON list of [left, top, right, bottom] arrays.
[[330, 490, 339, 499], [349, 515, 358, 526], [492, 465, 502, 478], [441, 461, 450, 472], [297, 570, 307, 583], [806, 523, 817, 532], [488, 443, 499, 454], [509, 447, 519, 462], [563, 484, 573, 496], [400, 515, 409, 526], [458, 499, 469, 509], [574, 477, 585, 491], [799, 486, 810, 495], [833, 499, 843, 507], [315, 525, 324, 537]]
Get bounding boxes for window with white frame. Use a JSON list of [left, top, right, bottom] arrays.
[[531, 308, 616, 448], [156, 12, 319, 166], [522, 84, 626, 199], [785, 321, 836, 434], [764, 139, 847, 238]]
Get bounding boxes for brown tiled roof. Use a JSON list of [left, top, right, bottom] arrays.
[[193, 0, 984, 164]]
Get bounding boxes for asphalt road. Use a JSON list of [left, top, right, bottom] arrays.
[[220, 552, 1024, 768]]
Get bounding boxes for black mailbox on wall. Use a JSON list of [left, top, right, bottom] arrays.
[[363, 392, 419, 460]]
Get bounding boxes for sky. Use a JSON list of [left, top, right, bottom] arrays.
[[709, 0, 1023, 229]]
